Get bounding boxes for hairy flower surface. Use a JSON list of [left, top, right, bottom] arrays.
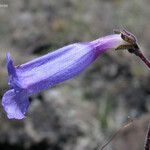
[[2, 31, 134, 119]]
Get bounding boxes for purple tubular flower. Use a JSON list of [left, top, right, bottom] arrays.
[[2, 32, 132, 119]]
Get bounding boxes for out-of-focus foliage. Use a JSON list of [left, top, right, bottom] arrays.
[[0, 0, 149, 149]]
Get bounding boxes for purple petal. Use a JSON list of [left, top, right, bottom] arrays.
[[6, 52, 23, 91], [2, 89, 29, 119], [6, 52, 17, 77]]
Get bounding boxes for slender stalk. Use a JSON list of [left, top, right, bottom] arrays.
[[98, 120, 133, 150], [144, 123, 150, 150], [137, 52, 150, 69]]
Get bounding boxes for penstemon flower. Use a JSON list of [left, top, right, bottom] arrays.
[[2, 29, 149, 119]]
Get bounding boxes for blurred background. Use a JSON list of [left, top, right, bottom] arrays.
[[0, 0, 150, 150]]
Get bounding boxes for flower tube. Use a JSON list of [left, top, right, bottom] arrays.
[[2, 30, 136, 119]]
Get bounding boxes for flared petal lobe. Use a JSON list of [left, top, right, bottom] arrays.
[[6, 53, 23, 91], [2, 89, 29, 119]]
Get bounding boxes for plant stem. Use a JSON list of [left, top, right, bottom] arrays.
[[137, 52, 150, 69], [144, 123, 150, 150]]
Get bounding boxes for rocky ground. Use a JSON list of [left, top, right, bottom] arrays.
[[0, 0, 150, 149]]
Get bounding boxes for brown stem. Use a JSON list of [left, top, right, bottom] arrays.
[[136, 52, 150, 69], [144, 123, 150, 150], [98, 120, 133, 150]]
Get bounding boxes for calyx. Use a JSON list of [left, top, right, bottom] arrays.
[[114, 29, 150, 69], [114, 29, 141, 56]]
